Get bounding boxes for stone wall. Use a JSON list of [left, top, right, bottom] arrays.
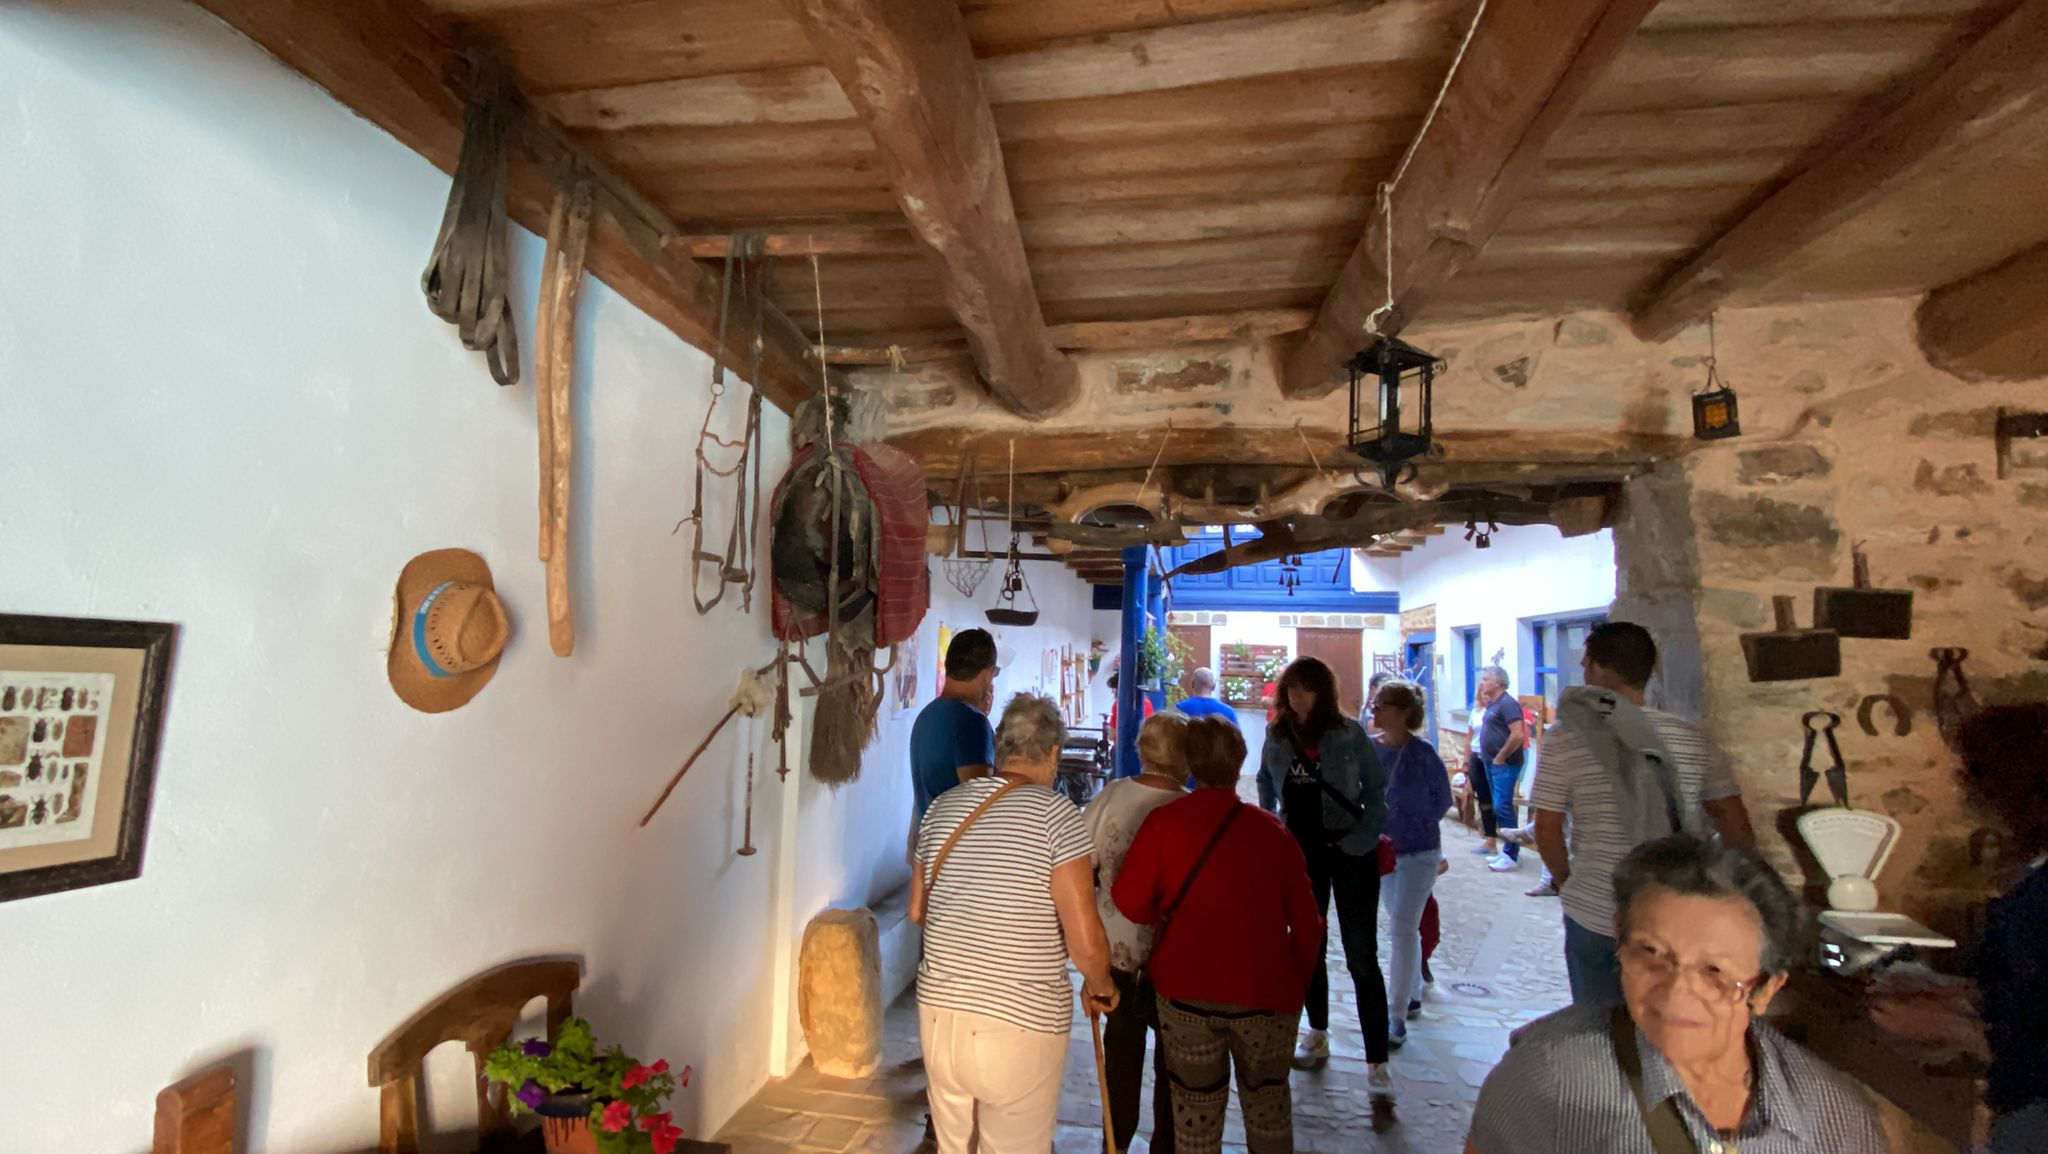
[[1671, 298, 2048, 938]]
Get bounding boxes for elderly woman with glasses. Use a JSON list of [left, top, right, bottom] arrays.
[[1466, 834, 1883, 1154], [913, 693, 1119, 1154]]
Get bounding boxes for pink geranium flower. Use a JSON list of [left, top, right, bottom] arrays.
[[599, 1101, 635, 1133]]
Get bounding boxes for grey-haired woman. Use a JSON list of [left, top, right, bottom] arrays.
[[1466, 834, 1883, 1154], [913, 693, 1118, 1154]]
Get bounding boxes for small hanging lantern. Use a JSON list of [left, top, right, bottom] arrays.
[[1345, 336, 1441, 490], [1692, 315, 1741, 441]]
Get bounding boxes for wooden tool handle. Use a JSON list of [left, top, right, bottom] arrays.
[[1772, 594, 1797, 632]]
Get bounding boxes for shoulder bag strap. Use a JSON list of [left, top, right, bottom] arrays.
[[1149, 804, 1245, 960], [1286, 731, 1367, 819], [915, 779, 1025, 918], [1609, 1007, 1703, 1154]]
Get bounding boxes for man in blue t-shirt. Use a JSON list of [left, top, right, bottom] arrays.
[[1174, 667, 1240, 727], [1474, 665, 1529, 871], [910, 628, 999, 825]]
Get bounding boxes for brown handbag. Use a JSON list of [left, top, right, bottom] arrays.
[[910, 779, 1025, 924]]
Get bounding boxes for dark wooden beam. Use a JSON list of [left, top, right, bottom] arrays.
[[188, 0, 833, 412], [888, 424, 1684, 480], [810, 309, 1320, 363], [1632, 1, 2048, 343], [781, 0, 1078, 419], [1282, 0, 1661, 397]]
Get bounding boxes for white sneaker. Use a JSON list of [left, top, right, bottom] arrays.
[[1367, 1062, 1394, 1095], [1488, 853, 1522, 872], [1292, 1028, 1330, 1069]]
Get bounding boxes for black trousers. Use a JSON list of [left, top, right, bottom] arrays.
[[1301, 842, 1391, 1064], [1104, 968, 1174, 1154]]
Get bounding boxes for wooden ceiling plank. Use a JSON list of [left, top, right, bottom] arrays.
[[1282, 0, 1662, 397], [782, 0, 1078, 419], [1916, 239, 2048, 380], [539, 2, 1466, 131], [810, 308, 1317, 362], [1630, 0, 2048, 342], [188, 0, 829, 411]]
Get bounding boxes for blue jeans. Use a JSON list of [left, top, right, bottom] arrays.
[[1487, 761, 1522, 860], [1564, 914, 1623, 1007], [1382, 851, 1440, 1022]]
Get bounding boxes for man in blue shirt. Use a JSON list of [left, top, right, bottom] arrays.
[[1475, 665, 1529, 872], [910, 628, 999, 825], [1174, 667, 1240, 726]]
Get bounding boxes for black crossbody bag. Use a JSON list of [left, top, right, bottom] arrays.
[[1144, 803, 1245, 975]]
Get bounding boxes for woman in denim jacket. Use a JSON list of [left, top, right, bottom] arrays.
[[1257, 656, 1392, 1090]]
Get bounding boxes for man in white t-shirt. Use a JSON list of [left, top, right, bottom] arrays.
[[1530, 621, 1757, 1007]]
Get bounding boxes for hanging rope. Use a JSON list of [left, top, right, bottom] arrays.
[[1364, 0, 1490, 337], [1137, 422, 1176, 500], [1292, 417, 1337, 485]]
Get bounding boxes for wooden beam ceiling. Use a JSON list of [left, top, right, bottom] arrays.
[[802, 308, 1318, 363], [781, 0, 1078, 419], [1630, 0, 2048, 343], [189, 0, 833, 411], [1917, 239, 2048, 380], [1281, 0, 1662, 397]]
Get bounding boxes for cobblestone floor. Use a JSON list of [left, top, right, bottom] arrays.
[[714, 809, 1569, 1154]]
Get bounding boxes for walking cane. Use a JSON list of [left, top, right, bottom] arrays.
[[1089, 1008, 1115, 1154]]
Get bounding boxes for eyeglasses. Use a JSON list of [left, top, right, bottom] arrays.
[[1617, 941, 1765, 1005]]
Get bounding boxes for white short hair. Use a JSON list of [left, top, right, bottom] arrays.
[[995, 693, 1065, 766]]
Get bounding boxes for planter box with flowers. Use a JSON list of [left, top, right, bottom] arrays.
[[484, 1017, 692, 1154]]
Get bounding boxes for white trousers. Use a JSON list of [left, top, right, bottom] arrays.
[[1382, 850, 1440, 1022], [919, 1004, 1071, 1154]]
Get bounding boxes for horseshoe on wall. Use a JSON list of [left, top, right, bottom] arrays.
[[1856, 693, 1912, 737]]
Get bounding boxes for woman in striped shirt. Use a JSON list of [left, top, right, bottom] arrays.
[[912, 693, 1119, 1154]]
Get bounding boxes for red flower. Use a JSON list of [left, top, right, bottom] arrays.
[[639, 1112, 673, 1133], [652, 1124, 684, 1154], [679, 1064, 693, 1088], [651, 1059, 670, 1074], [622, 1065, 653, 1091], [599, 1101, 634, 1133]]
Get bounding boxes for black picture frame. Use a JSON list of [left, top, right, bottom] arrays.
[[0, 613, 176, 902]]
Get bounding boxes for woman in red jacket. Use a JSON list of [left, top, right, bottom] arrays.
[[1113, 716, 1324, 1154]]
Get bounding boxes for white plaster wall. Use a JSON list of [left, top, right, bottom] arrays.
[[0, 6, 907, 1150], [1394, 525, 1619, 715]]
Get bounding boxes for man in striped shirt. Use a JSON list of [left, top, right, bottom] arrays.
[[1530, 621, 1757, 1008]]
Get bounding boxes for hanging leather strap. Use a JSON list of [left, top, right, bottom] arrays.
[[911, 779, 1025, 924], [1610, 1008, 1703, 1154]]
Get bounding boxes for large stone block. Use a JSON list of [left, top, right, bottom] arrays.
[[798, 908, 883, 1079], [1694, 492, 1840, 576]]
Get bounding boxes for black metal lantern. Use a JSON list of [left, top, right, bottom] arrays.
[[1691, 315, 1741, 440], [1345, 336, 1441, 490], [1692, 382, 1740, 440]]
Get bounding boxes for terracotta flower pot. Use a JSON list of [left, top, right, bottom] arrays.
[[536, 1091, 599, 1154]]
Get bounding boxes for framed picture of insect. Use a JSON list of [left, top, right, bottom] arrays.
[[0, 613, 175, 902]]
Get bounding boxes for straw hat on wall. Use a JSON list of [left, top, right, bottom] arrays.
[[387, 548, 509, 713]]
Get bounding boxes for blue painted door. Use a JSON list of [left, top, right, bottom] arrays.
[[1405, 638, 1437, 739]]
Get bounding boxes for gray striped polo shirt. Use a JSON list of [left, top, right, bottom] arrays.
[[1470, 1004, 1887, 1154], [1530, 710, 1742, 938], [915, 777, 1094, 1034]]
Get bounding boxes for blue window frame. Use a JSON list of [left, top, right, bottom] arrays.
[[1528, 612, 1609, 706], [1456, 627, 1481, 712]]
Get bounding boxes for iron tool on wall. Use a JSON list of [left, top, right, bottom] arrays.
[[1798, 711, 1850, 808], [1813, 547, 1913, 639], [1741, 596, 1841, 682]]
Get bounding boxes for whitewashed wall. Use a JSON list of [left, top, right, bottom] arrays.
[[1394, 525, 1619, 716], [0, 6, 1009, 1151]]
